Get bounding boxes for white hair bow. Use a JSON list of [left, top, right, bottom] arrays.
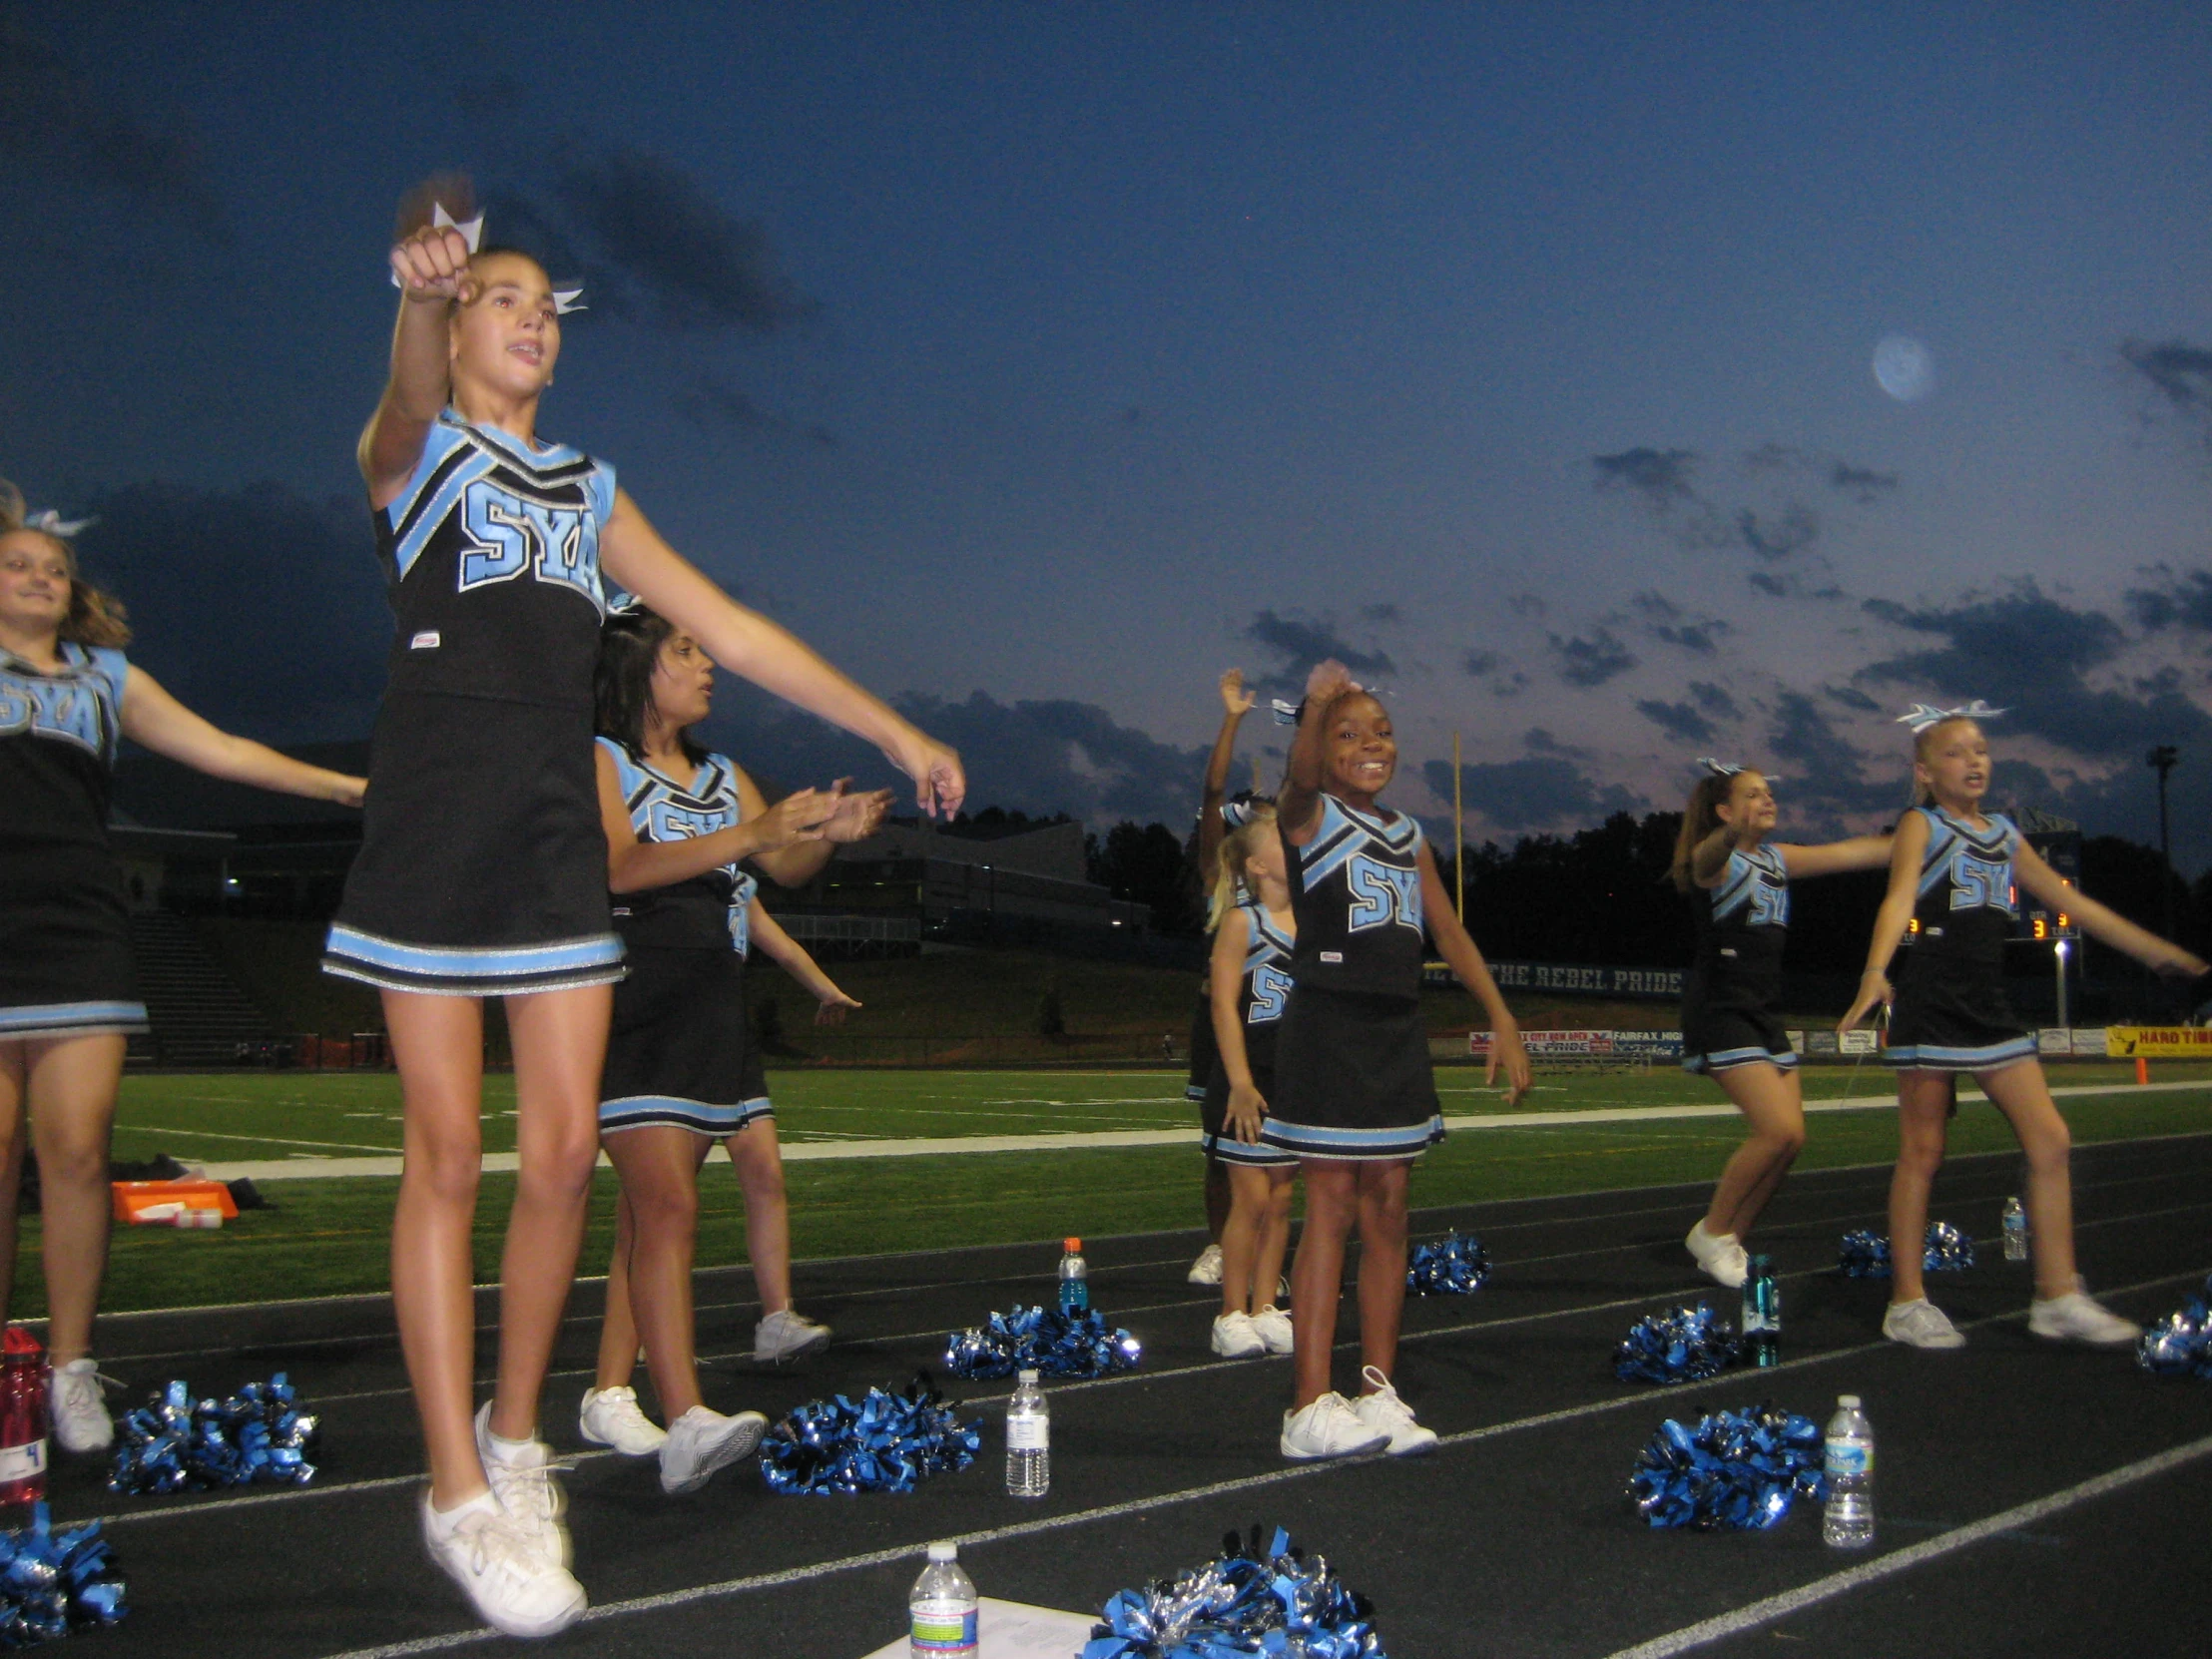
[[1696, 757, 1779, 783], [23, 509, 94, 538], [392, 204, 585, 313], [1896, 700, 2005, 734], [1270, 699, 1303, 727]]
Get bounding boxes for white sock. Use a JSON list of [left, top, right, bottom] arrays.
[[425, 1489, 498, 1540], [485, 1426, 538, 1461]]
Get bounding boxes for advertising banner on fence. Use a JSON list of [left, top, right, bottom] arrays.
[[1424, 960, 1684, 998], [2104, 1026, 2212, 1058], [1467, 1029, 1684, 1062]]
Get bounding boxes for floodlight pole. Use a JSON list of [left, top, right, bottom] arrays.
[[2148, 746, 2179, 943], [2054, 939, 2069, 1031], [1453, 731, 1465, 924]]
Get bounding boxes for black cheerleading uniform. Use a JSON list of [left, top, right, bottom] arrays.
[[1263, 795, 1441, 1161], [1202, 900, 1299, 1168], [1185, 798, 1262, 1115], [596, 740, 773, 1136], [1886, 806, 2036, 1072], [0, 644, 149, 1041], [323, 413, 625, 994], [1680, 843, 1798, 1074]]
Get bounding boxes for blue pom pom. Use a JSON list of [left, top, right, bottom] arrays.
[[942, 1306, 1143, 1381], [1628, 1402, 1828, 1531], [759, 1376, 980, 1495], [108, 1374, 317, 1496], [1615, 1304, 1742, 1385], [1839, 1223, 1973, 1278], [1406, 1233, 1490, 1296], [0, 1504, 128, 1642], [1082, 1525, 1389, 1658], [2137, 1274, 2212, 1380]]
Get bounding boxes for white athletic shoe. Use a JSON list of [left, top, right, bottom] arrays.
[[753, 1308, 831, 1366], [1352, 1366, 1438, 1456], [1211, 1311, 1267, 1358], [49, 1360, 115, 1453], [1187, 1244, 1224, 1286], [1280, 1392, 1389, 1461], [1250, 1305, 1295, 1355], [420, 1491, 585, 1640], [578, 1385, 667, 1456], [1685, 1222, 1749, 1291], [659, 1404, 770, 1495], [2028, 1291, 2141, 1348], [1883, 1298, 1966, 1350], [473, 1402, 572, 1568]]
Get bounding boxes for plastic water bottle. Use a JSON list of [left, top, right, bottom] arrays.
[[909, 1541, 978, 1658], [1822, 1394, 1875, 1548], [2001, 1197, 2028, 1262], [1057, 1238, 1089, 1316], [0, 1329, 46, 1533], [1741, 1253, 1780, 1368], [1005, 1368, 1049, 1497]]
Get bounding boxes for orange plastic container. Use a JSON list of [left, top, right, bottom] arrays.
[[111, 1180, 238, 1225]]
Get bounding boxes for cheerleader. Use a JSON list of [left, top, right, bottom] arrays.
[[1840, 704, 2204, 1349], [575, 609, 885, 1492], [1672, 761, 1892, 1286], [332, 203, 961, 1636], [1203, 803, 1299, 1359], [1269, 662, 1529, 1459], [0, 487, 362, 1452], [1184, 669, 1258, 1287]]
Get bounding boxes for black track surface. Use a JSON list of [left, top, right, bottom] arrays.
[[39, 1132, 2212, 1659]]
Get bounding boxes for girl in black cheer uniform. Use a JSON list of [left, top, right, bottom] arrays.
[[334, 197, 960, 1638], [0, 486, 360, 1455], [1841, 705, 2202, 1351], [1671, 761, 1891, 1288]]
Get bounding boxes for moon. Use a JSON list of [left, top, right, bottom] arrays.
[[1873, 335, 1935, 402]]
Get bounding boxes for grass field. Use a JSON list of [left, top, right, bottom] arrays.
[[23, 1060, 2206, 1323]]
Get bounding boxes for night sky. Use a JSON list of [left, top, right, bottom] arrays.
[[6, 6, 2210, 859]]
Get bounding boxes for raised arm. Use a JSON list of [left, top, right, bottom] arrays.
[[1197, 670, 1257, 874], [119, 669, 363, 806], [598, 491, 963, 818], [2016, 841, 2207, 978], [595, 745, 836, 893], [728, 763, 892, 889], [1776, 833, 1895, 881], [359, 224, 474, 508], [748, 902, 862, 1024], [1277, 660, 1356, 847], [1208, 908, 1267, 1142], [1418, 840, 1529, 1104], [1687, 822, 1740, 888], [1839, 812, 1929, 1032]]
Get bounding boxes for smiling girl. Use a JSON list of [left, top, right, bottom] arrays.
[[329, 197, 961, 1637], [1840, 706, 2203, 1350]]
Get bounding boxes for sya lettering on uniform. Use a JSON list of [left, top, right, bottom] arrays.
[[456, 481, 602, 603], [0, 676, 112, 757], [1345, 855, 1421, 934], [1746, 874, 1788, 928], [1249, 963, 1293, 1022], [1948, 851, 2011, 913]]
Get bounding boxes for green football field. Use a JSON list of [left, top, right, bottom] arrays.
[[18, 1060, 2202, 1322]]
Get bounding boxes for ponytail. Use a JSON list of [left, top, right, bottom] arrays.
[[1667, 773, 1737, 893], [1206, 808, 1279, 932]]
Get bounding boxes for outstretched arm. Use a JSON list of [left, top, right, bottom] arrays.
[[1277, 660, 1356, 848], [360, 223, 474, 507], [1198, 670, 1257, 874], [1839, 813, 1928, 1032], [1776, 833, 1894, 881], [1419, 841, 1529, 1103], [120, 669, 363, 806], [2016, 842, 2207, 978], [1209, 908, 1267, 1143], [749, 903, 862, 1024], [599, 491, 964, 818]]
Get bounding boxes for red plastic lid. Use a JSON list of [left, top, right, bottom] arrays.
[[3, 1326, 42, 1358], [1063, 1237, 1082, 1253]]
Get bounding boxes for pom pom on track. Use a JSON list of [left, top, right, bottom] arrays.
[[1083, 1525, 1389, 1658]]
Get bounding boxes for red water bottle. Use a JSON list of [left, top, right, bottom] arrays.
[[0, 1327, 49, 1531]]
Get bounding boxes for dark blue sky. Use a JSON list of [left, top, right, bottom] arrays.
[[6, 5, 2210, 857]]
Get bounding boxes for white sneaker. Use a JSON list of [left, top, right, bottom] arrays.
[[473, 1401, 571, 1568], [420, 1491, 585, 1639], [658, 1404, 770, 1495], [49, 1360, 115, 1453], [578, 1384, 666, 1455], [1353, 1366, 1438, 1456], [2028, 1291, 2141, 1347], [1250, 1305, 1295, 1355], [1280, 1391, 1389, 1460], [753, 1308, 831, 1365], [1685, 1222, 1748, 1290], [1883, 1298, 1966, 1350], [1210, 1311, 1267, 1358], [1187, 1244, 1224, 1286]]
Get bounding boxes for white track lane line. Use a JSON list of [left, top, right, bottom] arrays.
[[307, 1264, 2212, 1659], [1596, 1432, 2212, 1659]]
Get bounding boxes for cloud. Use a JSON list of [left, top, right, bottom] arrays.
[[1506, 592, 1548, 618], [1829, 462, 1900, 503], [2120, 338, 2212, 446], [0, 15, 228, 241], [1637, 699, 1717, 745], [1460, 650, 1497, 676], [1242, 610, 1397, 684], [1747, 571, 1790, 598], [1630, 590, 1733, 654], [1361, 603, 1401, 624], [1736, 504, 1819, 561], [2127, 566, 2212, 632], [1592, 447, 1702, 510], [552, 148, 818, 332], [1547, 628, 1638, 687], [1420, 731, 1641, 834], [1824, 684, 1881, 713], [1766, 691, 1896, 817], [1688, 681, 1739, 718], [673, 374, 838, 447]]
